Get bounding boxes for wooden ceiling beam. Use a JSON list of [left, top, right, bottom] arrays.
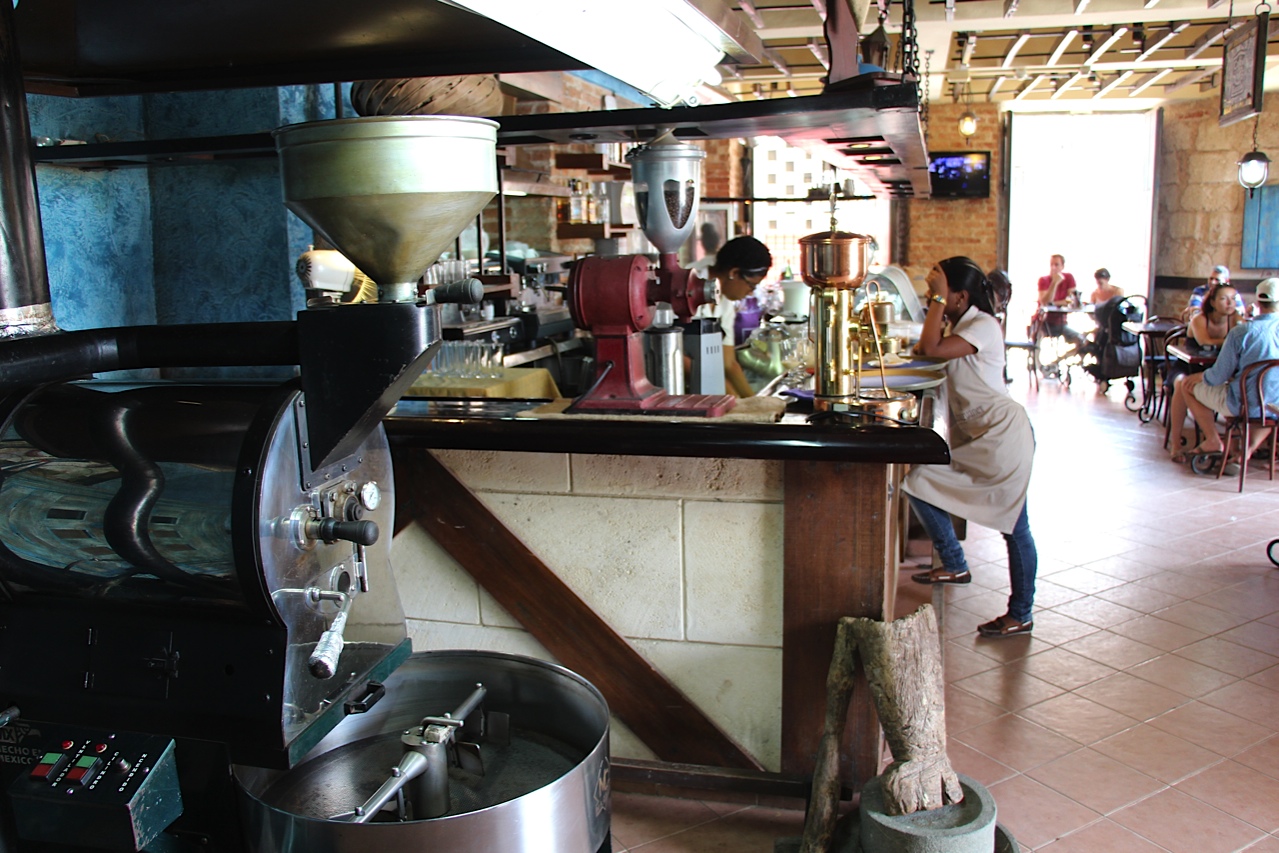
[[1094, 69, 1133, 97], [1129, 67, 1172, 95], [1085, 26, 1128, 65], [1048, 30, 1078, 65]]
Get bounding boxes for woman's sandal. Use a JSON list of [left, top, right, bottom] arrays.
[[1171, 443, 1223, 464], [910, 568, 972, 585], [977, 615, 1033, 637]]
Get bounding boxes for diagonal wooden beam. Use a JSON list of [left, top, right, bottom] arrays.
[[1048, 30, 1077, 66], [1005, 32, 1031, 66], [1086, 26, 1127, 64], [1051, 71, 1086, 99], [1186, 22, 1230, 59], [1014, 74, 1047, 99], [1129, 68, 1172, 96], [738, 0, 766, 28], [1138, 22, 1189, 61], [392, 447, 764, 770], [1165, 66, 1218, 93], [1094, 69, 1133, 97], [989, 75, 1010, 97]]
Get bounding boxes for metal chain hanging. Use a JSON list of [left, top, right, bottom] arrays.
[[921, 49, 932, 140], [900, 0, 920, 80]]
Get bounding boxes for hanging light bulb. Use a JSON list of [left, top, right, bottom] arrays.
[[1239, 115, 1270, 198], [957, 80, 978, 138]]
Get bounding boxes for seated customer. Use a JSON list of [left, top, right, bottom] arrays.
[[1090, 268, 1123, 304], [1169, 277, 1279, 464], [1182, 265, 1245, 320], [1187, 283, 1242, 348]]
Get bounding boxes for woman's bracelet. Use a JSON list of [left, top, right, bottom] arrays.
[[929, 294, 946, 306]]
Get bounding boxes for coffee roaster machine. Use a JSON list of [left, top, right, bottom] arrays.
[[0, 116, 611, 852]]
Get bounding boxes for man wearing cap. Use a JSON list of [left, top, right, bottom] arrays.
[[1171, 277, 1279, 464], [1183, 265, 1246, 320]]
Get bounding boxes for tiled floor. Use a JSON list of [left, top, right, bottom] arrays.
[[609, 373, 1279, 852]]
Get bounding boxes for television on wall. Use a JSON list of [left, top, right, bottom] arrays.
[[928, 151, 991, 199]]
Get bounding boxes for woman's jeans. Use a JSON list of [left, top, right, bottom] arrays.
[[907, 495, 1038, 624]]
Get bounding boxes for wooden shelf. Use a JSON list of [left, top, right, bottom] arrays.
[[554, 153, 631, 179]]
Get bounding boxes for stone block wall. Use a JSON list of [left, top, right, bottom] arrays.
[[903, 101, 1005, 283], [390, 449, 786, 769], [1156, 98, 1279, 283]]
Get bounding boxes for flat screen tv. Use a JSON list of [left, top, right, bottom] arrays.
[[928, 151, 991, 199]]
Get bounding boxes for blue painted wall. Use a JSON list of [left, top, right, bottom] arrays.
[[26, 83, 351, 378]]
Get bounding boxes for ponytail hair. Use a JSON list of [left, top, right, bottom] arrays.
[[938, 256, 997, 316]]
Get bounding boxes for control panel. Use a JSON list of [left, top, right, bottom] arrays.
[[8, 726, 182, 850]]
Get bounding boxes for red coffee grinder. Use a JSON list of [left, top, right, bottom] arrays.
[[567, 137, 736, 416]]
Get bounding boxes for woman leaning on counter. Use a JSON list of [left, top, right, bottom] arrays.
[[904, 257, 1040, 638]]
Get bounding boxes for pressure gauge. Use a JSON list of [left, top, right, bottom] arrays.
[[360, 481, 382, 511]]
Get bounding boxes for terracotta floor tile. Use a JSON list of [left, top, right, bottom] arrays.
[[1147, 701, 1274, 757], [1027, 746, 1166, 814], [1095, 582, 1187, 614], [609, 792, 721, 849], [1011, 646, 1117, 690], [943, 642, 1001, 681], [1017, 692, 1140, 746], [627, 804, 805, 852], [1173, 637, 1279, 678], [1195, 582, 1279, 621], [986, 773, 1101, 849], [1093, 724, 1223, 783], [1221, 619, 1279, 653], [1020, 609, 1100, 646], [1241, 836, 1279, 852], [1233, 735, 1279, 781], [1109, 788, 1266, 853], [1050, 566, 1129, 594], [1176, 760, 1279, 833], [1248, 664, 1279, 693], [1126, 653, 1241, 698], [944, 686, 1009, 734], [1029, 579, 1088, 609], [1201, 680, 1279, 728], [1083, 554, 1166, 580], [1075, 671, 1193, 720], [1131, 571, 1232, 600], [1060, 630, 1164, 670], [951, 665, 1067, 712], [945, 738, 1017, 788], [1035, 818, 1172, 852], [1152, 600, 1253, 635], [1109, 614, 1210, 652], [1050, 594, 1144, 629], [953, 714, 1080, 772]]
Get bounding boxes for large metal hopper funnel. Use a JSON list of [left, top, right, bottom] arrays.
[[274, 116, 498, 299]]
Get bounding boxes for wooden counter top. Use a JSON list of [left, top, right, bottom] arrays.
[[384, 397, 951, 465]]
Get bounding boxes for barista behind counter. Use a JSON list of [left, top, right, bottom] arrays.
[[693, 236, 774, 397]]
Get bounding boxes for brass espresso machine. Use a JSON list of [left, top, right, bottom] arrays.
[[799, 225, 918, 422], [0, 116, 611, 853]]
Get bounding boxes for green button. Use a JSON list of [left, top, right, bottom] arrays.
[[39, 752, 62, 764], [74, 756, 96, 768]]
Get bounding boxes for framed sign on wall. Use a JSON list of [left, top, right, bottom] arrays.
[[1221, 10, 1269, 127]]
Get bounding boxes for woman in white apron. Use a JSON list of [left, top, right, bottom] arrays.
[[903, 256, 1038, 638]]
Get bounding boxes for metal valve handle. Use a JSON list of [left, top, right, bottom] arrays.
[[305, 518, 379, 546]]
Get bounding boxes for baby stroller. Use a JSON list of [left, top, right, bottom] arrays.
[[1083, 295, 1143, 403]]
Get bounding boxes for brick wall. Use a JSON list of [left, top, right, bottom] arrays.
[[903, 102, 1005, 284]]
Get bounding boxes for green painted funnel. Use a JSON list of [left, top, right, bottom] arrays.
[[274, 116, 498, 296]]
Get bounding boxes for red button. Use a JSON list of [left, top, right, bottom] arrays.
[[60, 741, 74, 750], [65, 767, 88, 785], [29, 763, 56, 781], [93, 743, 107, 754]]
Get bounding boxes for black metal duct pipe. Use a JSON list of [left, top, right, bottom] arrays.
[[0, 0, 54, 337], [0, 322, 299, 388]]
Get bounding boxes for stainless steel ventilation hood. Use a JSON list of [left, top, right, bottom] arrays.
[[13, 0, 929, 197]]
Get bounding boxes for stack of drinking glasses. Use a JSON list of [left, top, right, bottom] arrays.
[[422, 259, 472, 287], [423, 340, 506, 385]]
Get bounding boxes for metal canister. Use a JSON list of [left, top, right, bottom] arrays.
[[644, 303, 685, 395]]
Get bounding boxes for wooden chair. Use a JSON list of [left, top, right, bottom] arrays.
[[1216, 358, 1279, 492]]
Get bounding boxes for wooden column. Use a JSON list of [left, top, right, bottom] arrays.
[[781, 460, 898, 790]]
